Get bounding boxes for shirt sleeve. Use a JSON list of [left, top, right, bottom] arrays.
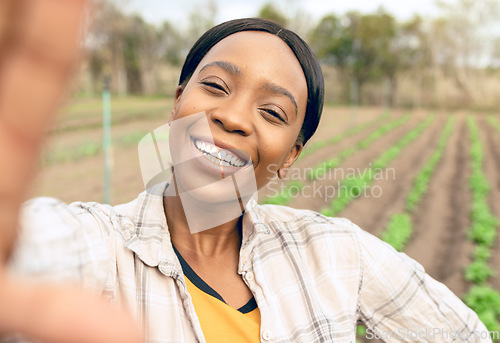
[[7, 197, 115, 292], [356, 227, 492, 343]]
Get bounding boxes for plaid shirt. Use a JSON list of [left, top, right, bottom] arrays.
[[10, 186, 491, 343]]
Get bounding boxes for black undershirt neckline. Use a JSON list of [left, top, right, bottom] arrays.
[[172, 244, 258, 314]]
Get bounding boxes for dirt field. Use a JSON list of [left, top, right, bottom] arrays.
[[31, 101, 500, 339]]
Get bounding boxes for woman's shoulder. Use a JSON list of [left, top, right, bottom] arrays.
[[21, 195, 141, 237], [252, 202, 403, 259], [254, 202, 363, 234]]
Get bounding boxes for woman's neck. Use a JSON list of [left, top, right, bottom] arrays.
[[163, 185, 242, 258]]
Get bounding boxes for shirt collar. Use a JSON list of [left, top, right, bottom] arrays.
[[123, 183, 270, 278]]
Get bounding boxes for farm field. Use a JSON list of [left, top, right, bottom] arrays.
[[31, 97, 500, 340]]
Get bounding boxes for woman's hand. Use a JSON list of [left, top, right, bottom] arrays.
[[0, 1, 141, 342]]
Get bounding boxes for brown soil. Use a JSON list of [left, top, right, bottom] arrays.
[[257, 109, 400, 201], [404, 114, 473, 296], [31, 108, 500, 342], [288, 111, 426, 211], [338, 114, 445, 236]]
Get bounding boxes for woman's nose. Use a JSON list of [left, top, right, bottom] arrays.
[[209, 106, 254, 136]]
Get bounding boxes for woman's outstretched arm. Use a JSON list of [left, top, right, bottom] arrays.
[[0, 1, 140, 342]]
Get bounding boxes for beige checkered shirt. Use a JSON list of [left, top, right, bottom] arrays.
[[9, 187, 491, 342]]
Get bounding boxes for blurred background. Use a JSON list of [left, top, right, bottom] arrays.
[[31, 0, 500, 339]]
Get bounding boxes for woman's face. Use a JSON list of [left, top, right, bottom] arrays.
[[170, 31, 307, 192]]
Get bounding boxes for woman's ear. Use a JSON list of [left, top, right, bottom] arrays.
[[169, 86, 184, 124], [278, 142, 303, 179]]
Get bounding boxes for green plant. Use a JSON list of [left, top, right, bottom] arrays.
[[263, 113, 409, 205], [299, 112, 391, 160], [406, 118, 454, 212], [322, 115, 435, 216], [381, 214, 412, 251], [307, 114, 409, 181], [463, 285, 500, 338], [465, 260, 495, 284], [462, 117, 500, 338], [473, 246, 491, 262]]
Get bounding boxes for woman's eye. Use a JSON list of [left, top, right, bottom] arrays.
[[200, 81, 227, 94], [260, 108, 287, 124]]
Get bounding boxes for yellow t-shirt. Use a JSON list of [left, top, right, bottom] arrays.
[[185, 277, 261, 342], [173, 245, 261, 342]]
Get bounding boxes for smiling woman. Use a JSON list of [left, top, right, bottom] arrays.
[[0, 6, 492, 343]]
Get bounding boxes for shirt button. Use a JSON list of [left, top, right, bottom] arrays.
[[245, 271, 254, 281], [262, 330, 273, 341]]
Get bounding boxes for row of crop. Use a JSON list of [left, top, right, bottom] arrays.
[[41, 131, 147, 166], [355, 115, 442, 343], [298, 112, 390, 160], [462, 117, 500, 338], [53, 97, 171, 134], [487, 116, 500, 133], [380, 117, 455, 250], [308, 114, 410, 181], [320, 115, 436, 217], [43, 111, 391, 168], [263, 113, 410, 206]]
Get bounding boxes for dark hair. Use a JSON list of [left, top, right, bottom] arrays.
[[178, 18, 324, 145]]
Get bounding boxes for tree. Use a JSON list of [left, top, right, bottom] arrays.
[[429, 0, 500, 105], [310, 11, 400, 105], [258, 3, 288, 27]]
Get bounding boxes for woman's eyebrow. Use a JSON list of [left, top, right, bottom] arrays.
[[199, 61, 241, 75], [261, 82, 298, 116]]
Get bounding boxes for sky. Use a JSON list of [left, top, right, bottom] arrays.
[[117, 0, 440, 28]]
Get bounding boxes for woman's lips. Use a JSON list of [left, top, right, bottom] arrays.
[[189, 137, 250, 177], [193, 138, 247, 167]]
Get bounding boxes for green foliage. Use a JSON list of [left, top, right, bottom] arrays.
[[463, 285, 500, 337], [42, 131, 149, 166], [307, 114, 409, 181], [357, 114, 410, 148], [378, 118, 454, 253], [264, 111, 393, 205], [466, 117, 499, 248], [309, 11, 428, 105], [406, 117, 454, 212], [261, 180, 304, 206], [381, 214, 412, 251], [257, 3, 288, 27], [299, 112, 390, 160], [461, 117, 500, 337], [473, 246, 491, 262], [487, 116, 500, 132], [323, 115, 435, 216], [465, 260, 495, 284]]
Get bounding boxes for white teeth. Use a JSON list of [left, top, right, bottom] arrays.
[[193, 139, 246, 167]]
